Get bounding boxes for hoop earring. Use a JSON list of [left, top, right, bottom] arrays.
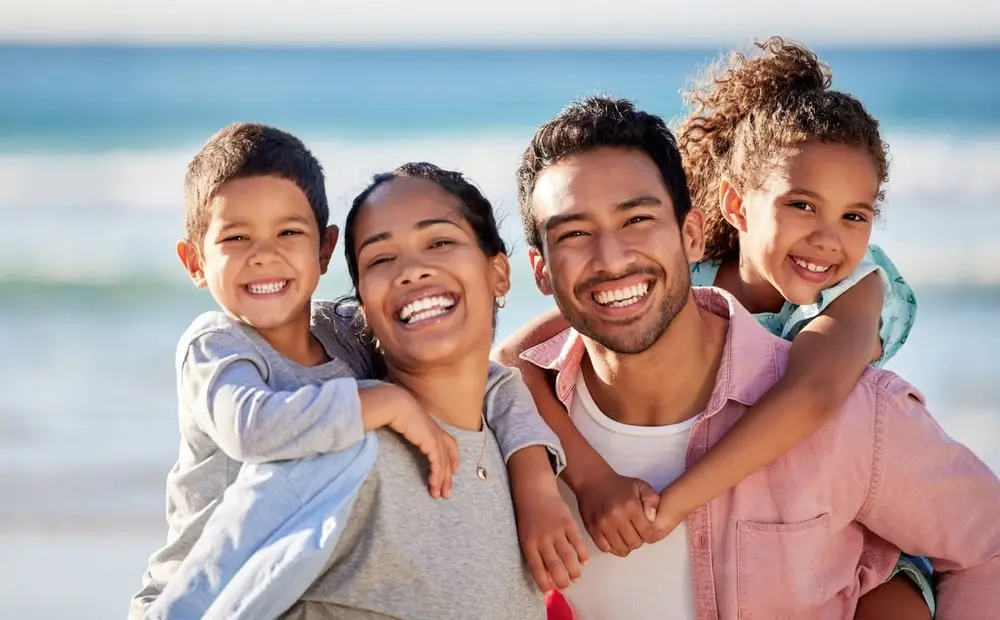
[[495, 295, 507, 309]]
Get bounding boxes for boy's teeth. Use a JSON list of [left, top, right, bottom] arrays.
[[593, 282, 649, 307], [793, 258, 831, 273], [398, 295, 456, 323], [246, 280, 289, 295]]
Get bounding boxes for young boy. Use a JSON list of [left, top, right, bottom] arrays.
[[128, 123, 579, 619]]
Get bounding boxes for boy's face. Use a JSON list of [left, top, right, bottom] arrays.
[[177, 175, 337, 332]]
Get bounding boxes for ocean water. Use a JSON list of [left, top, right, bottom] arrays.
[[1, 44, 999, 618]]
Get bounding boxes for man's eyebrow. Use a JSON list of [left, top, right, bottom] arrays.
[[543, 195, 664, 232]]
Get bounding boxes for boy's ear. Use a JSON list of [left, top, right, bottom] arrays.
[[319, 225, 339, 275], [176, 240, 207, 288]]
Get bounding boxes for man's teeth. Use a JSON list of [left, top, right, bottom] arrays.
[[398, 295, 456, 323], [792, 258, 832, 273], [246, 280, 288, 295], [593, 282, 649, 307]]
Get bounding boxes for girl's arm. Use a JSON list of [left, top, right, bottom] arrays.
[[655, 271, 885, 529], [493, 310, 662, 558]]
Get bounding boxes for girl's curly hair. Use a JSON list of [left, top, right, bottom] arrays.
[[677, 37, 889, 261]]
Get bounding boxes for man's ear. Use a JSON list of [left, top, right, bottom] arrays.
[[680, 208, 706, 264], [528, 247, 553, 296], [176, 240, 207, 288], [719, 178, 748, 233], [319, 225, 340, 275]]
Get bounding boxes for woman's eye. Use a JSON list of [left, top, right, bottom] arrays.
[[429, 239, 455, 249], [368, 256, 392, 267]]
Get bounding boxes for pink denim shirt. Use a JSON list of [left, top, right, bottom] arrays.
[[520, 288, 1000, 620]]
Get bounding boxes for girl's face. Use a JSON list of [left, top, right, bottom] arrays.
[[730, 141, 879, 306], [352, 176, 510, 372]]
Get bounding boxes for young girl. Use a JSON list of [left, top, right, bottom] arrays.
[[498, 38, 933, 618]]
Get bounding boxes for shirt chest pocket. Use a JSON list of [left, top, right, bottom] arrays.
[[736, 513, 834, 620]]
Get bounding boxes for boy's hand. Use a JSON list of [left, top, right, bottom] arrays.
[[512, 469, 589, 592], [360, 384, 459, 499], [574, 468, 662, 557]]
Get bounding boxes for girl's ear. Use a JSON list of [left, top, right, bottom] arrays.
[[719, 178, 748, 233]]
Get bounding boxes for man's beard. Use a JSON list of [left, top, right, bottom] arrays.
[[555, 258, 691, 355]]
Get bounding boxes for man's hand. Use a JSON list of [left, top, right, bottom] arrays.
[[575, 468, 663, 557]]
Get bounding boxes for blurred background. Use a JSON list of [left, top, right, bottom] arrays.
[[2, 1, 998, 617]]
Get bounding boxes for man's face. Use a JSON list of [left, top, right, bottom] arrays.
[[528, 147, 704, 354]]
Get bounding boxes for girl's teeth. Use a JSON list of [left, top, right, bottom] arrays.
[[593, 282, 649, 306], [793, 258, 831, 273]]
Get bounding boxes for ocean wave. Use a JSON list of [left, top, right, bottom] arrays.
[[1, 131, 999, 290]]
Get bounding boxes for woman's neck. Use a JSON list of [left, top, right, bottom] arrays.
[[715, 255, 786, 315], [387, 352, 490, 431]]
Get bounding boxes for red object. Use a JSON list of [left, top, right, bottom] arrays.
[[546, 591, 574, 620]]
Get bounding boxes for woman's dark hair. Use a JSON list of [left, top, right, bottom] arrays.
[[334, 162, 508, 366], [677, 37, 889, 261]]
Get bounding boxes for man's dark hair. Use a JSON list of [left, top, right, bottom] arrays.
[[516, 96, 692, 251], [183, 122, 329, 244]]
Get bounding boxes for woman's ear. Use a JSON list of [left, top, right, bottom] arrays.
[[489, 253, 512, 299], [720, 178, 748, 233]]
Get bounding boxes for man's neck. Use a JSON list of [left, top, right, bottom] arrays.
[[256, 304, 328, 367], [388, 347, 491, 431], [581, 294, 729, 427]]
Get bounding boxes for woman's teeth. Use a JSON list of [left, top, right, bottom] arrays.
[[593, 282, 649, 307], [246, 280, 289, 295], [792, 258, 832, 273], [398, 295, 456, 324]]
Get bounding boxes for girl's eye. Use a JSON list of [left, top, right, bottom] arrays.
[[844, 212, 869, 223], [789, 201, 815, 212]]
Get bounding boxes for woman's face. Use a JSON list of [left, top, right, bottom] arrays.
[[352, 176, 510, 372]]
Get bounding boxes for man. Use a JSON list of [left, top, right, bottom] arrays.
[[494, 96, 1000, 619]]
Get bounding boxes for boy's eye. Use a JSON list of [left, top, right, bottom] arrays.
[[221, 235, 248, 242], [279, 229, 303, 237]]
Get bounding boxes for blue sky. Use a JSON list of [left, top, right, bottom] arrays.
[[2, 0, 998, 45]]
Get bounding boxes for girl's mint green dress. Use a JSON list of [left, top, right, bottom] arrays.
[[689, 244, 917, 367]]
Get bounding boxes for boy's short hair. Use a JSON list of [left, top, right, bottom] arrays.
[[184, 122, 329, 244]]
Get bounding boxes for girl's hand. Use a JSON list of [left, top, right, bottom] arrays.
[[513, 474, 589, 592]]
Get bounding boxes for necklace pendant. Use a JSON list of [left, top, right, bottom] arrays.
[[476, 465, 488, 481]]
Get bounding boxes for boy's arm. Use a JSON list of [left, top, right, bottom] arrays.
[[492, 311, 661, 558], [859, 377, 1000, 619], [656, 272, 884, 529], [183, 329, 402, 464]]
